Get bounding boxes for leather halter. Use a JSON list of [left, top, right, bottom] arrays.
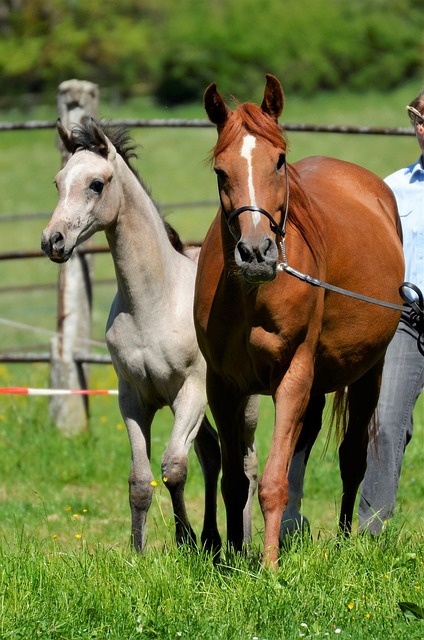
[[220, 161, 290, 241]]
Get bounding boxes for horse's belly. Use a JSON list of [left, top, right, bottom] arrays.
[[313, 308, 400, 392]]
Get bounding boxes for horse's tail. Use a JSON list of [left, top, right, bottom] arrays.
[[323, 388, 349, 455], [324, 387, 377, 454], [331, 388, 349, 446]]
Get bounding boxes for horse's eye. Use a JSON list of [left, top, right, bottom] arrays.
[[90, 179, 104, 194], [214, 168, 227, 181], [276, 154, 286, 171]]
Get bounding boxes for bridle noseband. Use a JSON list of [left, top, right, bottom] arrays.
[[220, 161, 290, 243]]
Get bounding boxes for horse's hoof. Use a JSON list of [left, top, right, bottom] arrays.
[[201, 529, 222, 557]]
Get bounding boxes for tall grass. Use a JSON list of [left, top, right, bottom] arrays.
[[1, 527, 422, 639]]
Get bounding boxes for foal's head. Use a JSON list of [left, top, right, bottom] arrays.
[[205, 74, 288, 284], [41, 119, 131, 263]]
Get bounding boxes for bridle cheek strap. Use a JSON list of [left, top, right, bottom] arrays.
[[219, 161, 290, 241]]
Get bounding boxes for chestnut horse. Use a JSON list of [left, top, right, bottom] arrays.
[[194, 74, 404, 566], [41, 119, 221, 553]]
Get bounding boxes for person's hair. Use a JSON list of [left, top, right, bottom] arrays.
[[409, 90, 424, 113]]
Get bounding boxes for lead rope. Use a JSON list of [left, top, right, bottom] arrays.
[[277, 239, 424, 356]]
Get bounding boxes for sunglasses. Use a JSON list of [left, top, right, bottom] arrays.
[[406, 105, 424, 127]]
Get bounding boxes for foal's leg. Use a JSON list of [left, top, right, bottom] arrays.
[[280, 393, 325, 544], [162, 380, 211, 547], [338, 358, 384, 534], [120, 383, 155, 553], [194, 415, 222, 553]]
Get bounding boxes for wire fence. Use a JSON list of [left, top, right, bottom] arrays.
[[0, 117, 415, 136]]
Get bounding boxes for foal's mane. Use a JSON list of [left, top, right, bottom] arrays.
[[69, 118, 184, 253], [212, 103, 324, 260]]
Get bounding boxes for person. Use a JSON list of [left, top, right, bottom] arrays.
[[358, 90, 424, 534]]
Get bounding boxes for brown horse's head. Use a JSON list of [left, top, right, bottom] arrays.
[[205, 74, 288, 284]]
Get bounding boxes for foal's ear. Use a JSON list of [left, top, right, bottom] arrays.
[[204, 82, 231, 130], [91, 119, 111, 159], [57, 118, 76, 153], [260, 74, 284, 121]]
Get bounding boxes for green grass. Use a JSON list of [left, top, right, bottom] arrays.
[[0, 368, 422, 638], [0, 84, 423, 638], [0, 533, 423, 639]]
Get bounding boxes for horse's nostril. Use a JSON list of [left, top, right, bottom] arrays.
[[261, 238, 274, 258], [51, 231, 64, 248], [237, 241, 254, 263]]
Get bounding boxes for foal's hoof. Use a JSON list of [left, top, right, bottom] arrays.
[[279, 514, 311, 549], [176, 525, 197, 550]]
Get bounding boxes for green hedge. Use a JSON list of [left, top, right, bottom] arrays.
[[0, 0, 422, 104]]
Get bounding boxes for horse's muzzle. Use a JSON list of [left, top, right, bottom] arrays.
[[41, 230, 73, 263], [235, 236, 279, 284]]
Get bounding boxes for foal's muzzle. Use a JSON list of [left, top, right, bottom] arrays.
[[41, 230, 72, 263]]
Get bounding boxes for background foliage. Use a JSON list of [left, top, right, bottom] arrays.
[[0, 0, 422, 105]]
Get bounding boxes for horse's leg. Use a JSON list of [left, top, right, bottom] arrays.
[[193, 415, 222, 553], [280, 393, 325, 544], [119, 384, 155, 553], [260, 348, 315, 566], [338, 358, 384, 534], [207, 372, 250, 553], [243, 394, 259, 545], [162, 380, 211, 547]]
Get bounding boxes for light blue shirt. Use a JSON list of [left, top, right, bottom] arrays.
[[384, 157, 424, 293]]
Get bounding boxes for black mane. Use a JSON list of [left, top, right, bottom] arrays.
[[69, 118, 184, 254]]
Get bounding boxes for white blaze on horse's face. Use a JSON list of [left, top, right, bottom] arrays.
[[240, 134, 261, 227], [59, 153, 114, 234], [41, 149, 120, 262]]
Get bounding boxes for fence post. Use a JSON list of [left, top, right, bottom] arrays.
[[49, 79, 99, 434]]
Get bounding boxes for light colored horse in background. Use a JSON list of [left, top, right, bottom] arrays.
[[41, 118, 221, 553]]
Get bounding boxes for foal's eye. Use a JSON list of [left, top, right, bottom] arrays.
[[90, 179, 104, 194], [276, 154, 286, 171]]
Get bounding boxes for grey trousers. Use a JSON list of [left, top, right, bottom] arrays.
[[358, 313, 424, 534]]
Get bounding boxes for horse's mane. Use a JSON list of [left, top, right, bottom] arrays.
[[69, 118, 184, 254], [212, 102, 288, 158], [211, 103, 324, 260]]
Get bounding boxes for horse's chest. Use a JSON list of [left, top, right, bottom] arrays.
[[105, 310, 189, 396], [106, 314, 145, 378], [106, 313, 152, 379]]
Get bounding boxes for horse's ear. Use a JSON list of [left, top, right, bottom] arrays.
[[260, 74, 284, 121], [90, 119, 111, 159], [204, 82, 231, 130], [56, 118, 76, 153]]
